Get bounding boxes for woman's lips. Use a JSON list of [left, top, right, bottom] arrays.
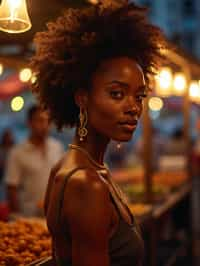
[[118, 122, 137, 132]]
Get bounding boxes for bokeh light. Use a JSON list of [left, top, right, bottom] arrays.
[[11, 96, 24, 112], [173, 72, 187, 96], [148, 97, 164, 111], [0, 64, 3, 75], [19, 68, 32, 82]]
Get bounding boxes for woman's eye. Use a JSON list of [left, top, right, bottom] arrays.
[[136, 94, 147, 101], [110, 90, 124, 99]]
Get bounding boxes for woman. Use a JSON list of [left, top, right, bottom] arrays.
[[31, 1, 165, 265]]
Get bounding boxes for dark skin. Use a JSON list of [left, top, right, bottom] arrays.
[[7, 110, 50, 213], [45, 57, 146, 266]]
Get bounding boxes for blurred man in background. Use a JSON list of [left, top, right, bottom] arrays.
[[5, 105, 64, 217], [0, 128, 15, 184]]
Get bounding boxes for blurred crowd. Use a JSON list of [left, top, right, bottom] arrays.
[[0, 104, 64, 219], [0, 104, 200, 220]]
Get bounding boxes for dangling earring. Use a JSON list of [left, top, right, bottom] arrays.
[[78, 107, 88, 141], [116, 142, 122, 149]]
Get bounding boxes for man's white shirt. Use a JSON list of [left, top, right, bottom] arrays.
[[5, 137, 64, 216]]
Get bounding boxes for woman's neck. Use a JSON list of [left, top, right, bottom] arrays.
[[72, 128, 110, 165]]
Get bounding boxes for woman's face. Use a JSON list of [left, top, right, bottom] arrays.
[[86, 57, 147, 142]]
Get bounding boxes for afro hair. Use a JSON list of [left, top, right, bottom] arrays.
[[31, 0, 166, 130]]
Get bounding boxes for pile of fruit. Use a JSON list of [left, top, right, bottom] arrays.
[[0, 219, 51, 266], [112, 169, 188, 190], [153, 171, 188, 189], [112, 168, 144, 184], [123, 183, 169, 203]]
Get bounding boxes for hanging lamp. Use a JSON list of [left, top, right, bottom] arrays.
[[0, 0, 32, 33]]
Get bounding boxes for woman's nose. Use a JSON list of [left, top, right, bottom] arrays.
[[126, 108, 139, 117], [125, 97, 140, 115]]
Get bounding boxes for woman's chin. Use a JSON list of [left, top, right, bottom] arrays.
[[112, 133, 134, 142]]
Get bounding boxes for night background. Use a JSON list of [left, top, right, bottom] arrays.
[[0, 1, 200, 266]]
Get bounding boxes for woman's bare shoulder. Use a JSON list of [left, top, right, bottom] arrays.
[[61, 166, 111, 223], [61, 166, 109, 199], [61, 167, 111, 265]]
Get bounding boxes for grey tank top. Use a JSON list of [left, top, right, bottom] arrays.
[[53, 167, 144, 266]]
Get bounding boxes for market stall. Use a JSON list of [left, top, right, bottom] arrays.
[[111, 44, 200, 266], [0, 1, 200, 265]]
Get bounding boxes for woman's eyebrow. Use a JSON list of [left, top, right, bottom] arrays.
[[106, 80, 130, 88]]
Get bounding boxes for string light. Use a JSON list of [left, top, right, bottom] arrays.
[[31, 75, 37, 84], [148, 97, 164, 111], [87, 0, 99, 4], [11, 96, 24, 112], [0, 64, 3, 75], [155, 67, 173, 97], [173, 72, 187, 96], [189, 81, 200, 104], [19, 68, 32, 82]]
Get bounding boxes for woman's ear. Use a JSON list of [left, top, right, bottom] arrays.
[[74, 89, 88, 108]]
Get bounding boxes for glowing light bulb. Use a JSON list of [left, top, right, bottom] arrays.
[[87, 0, 99, 4], [173, 72, 187, 96], [0, 64, 3, 75], [19, 68, 32, 82], [11, 96, 24, 112], [148, 97, 164, 111], [31, 75, 37, 84], [189, 81, 200, 104], [155, 67, 173, 97], [0, 0, 32, 33]]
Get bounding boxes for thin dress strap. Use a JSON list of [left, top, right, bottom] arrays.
[[97, 170, 135, 226], [54, 167, 86, 266], [56, 166, 86, 227]]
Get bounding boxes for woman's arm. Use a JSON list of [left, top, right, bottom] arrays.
[[63, 169, 111, 266]]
